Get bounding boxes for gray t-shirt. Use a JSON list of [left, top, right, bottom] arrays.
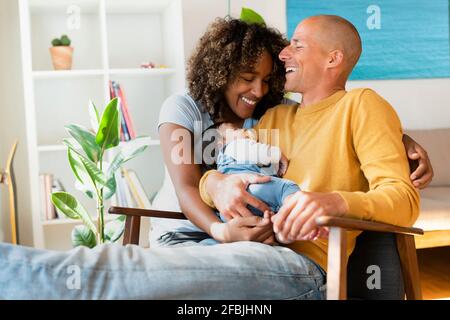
[[151, 92, 258, 242]]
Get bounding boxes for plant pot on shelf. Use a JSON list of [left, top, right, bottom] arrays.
[[49, 46, 73, 70]]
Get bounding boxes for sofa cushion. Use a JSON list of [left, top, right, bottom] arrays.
[[414, 197, 450, 231], [404, 128, 450, 187], [420, 187, 450, 203]]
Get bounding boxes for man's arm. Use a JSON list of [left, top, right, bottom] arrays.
[[273, 89, 420, 241], [336, 89, 420, 226]]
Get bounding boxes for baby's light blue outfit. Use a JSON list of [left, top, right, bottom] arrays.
[[216, 138, 300, 219]]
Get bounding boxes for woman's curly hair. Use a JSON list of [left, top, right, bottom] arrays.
[[187, 18, 289, 121]]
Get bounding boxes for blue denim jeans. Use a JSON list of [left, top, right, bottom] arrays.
[[0, 241, 326, 299]]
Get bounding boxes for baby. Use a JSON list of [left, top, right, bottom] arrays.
[[215, 123, 300, 220]]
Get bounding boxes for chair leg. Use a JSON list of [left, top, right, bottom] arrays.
[[327, 227, 348, 300], [396, 234, 423, 300], [123, 215, 141, 245]]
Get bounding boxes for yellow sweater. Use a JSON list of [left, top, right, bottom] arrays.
[[200, 88, 420, 271]]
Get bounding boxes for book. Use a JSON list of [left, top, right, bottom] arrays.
[[117, 84, 136, 139], [110, 81, 130, 141], [115, 171, 126, 207], [123, 168, 152, 209], [120, 168, 135, 207], [39, 174, 47, 221], [110, 81, 131, 141], [42, 173, 56, 220]]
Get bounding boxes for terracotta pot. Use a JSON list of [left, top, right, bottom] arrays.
[[49, 46, 73, 70]]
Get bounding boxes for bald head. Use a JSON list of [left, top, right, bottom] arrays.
[[302, 15, 362, 76]]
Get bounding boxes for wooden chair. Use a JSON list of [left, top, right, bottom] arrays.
[[0, 140, 19, 245], [109, 206, 424, 300]]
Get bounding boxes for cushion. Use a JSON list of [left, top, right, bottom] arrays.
[[420, 187, 450, 203], [414, 197, 450, 231], [149, 167, 202, 247], [404, 128, 450, 187]]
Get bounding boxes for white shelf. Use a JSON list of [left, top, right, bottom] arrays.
[[20, 0, 184, 250], [29, 0, 100, 14], [42, 214, 116, 226], [109, 68, 176, 77], [38, 144, 68, 152], [32, 68, 175, 80], [38, 138, 160, 153], [33, 69, 105, 80], [119, 138, 160, 147], [105, 0, 173, 14]]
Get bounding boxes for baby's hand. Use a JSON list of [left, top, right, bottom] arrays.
[[277, 153, 289, 177]]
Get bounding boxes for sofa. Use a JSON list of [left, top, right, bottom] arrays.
[[405, 128, 450, 249]]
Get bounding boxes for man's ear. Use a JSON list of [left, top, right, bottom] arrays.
[[327, 50, 344, 69]]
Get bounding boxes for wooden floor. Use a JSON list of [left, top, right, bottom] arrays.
[[417, 246, 450, 300]]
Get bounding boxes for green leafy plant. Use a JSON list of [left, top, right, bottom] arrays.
[[240, 7, 266, 26], [51, 34, 71, 46], [51, 98, 149, 248]]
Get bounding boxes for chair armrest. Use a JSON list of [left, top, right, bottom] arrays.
[[315, 216, 423, 236], [108, 206, 187, 220]]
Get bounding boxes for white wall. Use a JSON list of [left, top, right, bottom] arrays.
[[182, 0, 286, 67], [181, 0, 450, 130], [0, 0, 34, 246], [347, 79, 450, 130]]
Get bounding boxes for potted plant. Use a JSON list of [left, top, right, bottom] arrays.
[[49, 34, 73, 70], [51, 98, 149, 247]]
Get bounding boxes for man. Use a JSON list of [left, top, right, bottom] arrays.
[[0, 15, 425, 299], [200, 15, 420, 271]]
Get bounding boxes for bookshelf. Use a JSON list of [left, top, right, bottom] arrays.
[[19, 0, 185, 250]]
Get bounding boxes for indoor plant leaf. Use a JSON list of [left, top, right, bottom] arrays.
[[240, 7, 266, 26], [74, 180, 95, 199], [51, 191, 97, 235], [65, 124, 101, 163], [67, 147, 85, 184], [65, 145, 107, 190], [88, 99, 100, 133], [72, 225, 97, 248], [95, 97, 120, 151], [107, 137, 150, 179], [104, 215, 126, 243], [103, 137, 149, 200], [103, 175, 117, 200]]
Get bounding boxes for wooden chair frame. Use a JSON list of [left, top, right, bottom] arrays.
[[109, 206, 424, 300]]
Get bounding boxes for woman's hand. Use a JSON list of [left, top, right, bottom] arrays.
[[210, 212, 276, 244], [277, 153, 289, 177], [403, 134, 434, 189], [206, 171, 272, 221]]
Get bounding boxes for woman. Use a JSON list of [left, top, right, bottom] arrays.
[[155, 17, 432, 247], [154, 18, 288, 246]]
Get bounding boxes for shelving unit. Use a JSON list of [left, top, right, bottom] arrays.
[[19, 0, 185, 250]]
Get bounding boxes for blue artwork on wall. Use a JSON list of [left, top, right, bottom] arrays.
[[286, 0, 450, 80]]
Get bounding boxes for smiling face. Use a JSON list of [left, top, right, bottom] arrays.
[[224, 50, 273, 120], [278, 19, 329, 93]]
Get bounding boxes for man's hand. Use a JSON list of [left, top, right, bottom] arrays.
[[403, 134, 434, 189], [272, 191, 348, 241], [210, 211, 275, 244], [206, 171, 271, 221]]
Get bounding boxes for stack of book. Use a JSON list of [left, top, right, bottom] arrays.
[[39, 173, 65, 220], [115, 168, 153, 209], [109, 80, 136, 142]]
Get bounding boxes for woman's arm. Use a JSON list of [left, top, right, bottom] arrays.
[[402, 134, 434, 189], [159, 123, 275, 243]]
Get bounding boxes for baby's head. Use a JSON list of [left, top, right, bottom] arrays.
[[216, 123, 256, 149]]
